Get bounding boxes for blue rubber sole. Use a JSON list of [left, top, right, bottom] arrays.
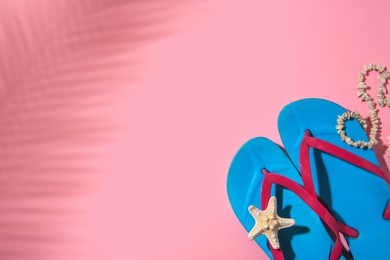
[[227, 137, 336, 259], [278, 98, 390, 259]]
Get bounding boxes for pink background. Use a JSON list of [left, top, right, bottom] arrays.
[[2, 0, 390, 259]]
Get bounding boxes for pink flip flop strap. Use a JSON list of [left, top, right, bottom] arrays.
[[261, 169, 358, 260], [300, 130, 390, 219], [385, 205, 390, 219]]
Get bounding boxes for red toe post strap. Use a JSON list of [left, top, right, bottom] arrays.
[[300, 131, 390, 194], [385, 206, 390, 219], [261, 169, 358, 260], [300, 130, 390, 219]]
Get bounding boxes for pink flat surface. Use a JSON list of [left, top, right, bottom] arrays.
[[2, 0, 390, 259], [91, 1, 390, 259]]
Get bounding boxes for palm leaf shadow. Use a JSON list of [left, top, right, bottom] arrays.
[[0, 0, 190, 259]]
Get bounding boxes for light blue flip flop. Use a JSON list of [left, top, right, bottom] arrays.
[[227, 137, 356, 259], [278, 98, 390, 259]]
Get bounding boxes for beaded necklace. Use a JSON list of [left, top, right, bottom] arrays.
[[336, 64, 390, 165]]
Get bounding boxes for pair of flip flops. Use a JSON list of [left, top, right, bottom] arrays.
[[227, 98, 390, 259]]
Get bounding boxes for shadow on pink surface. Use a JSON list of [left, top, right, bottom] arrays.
[[0, 0, 189, 259]]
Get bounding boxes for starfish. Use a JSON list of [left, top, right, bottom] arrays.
[[248, 196, 295, 249]]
